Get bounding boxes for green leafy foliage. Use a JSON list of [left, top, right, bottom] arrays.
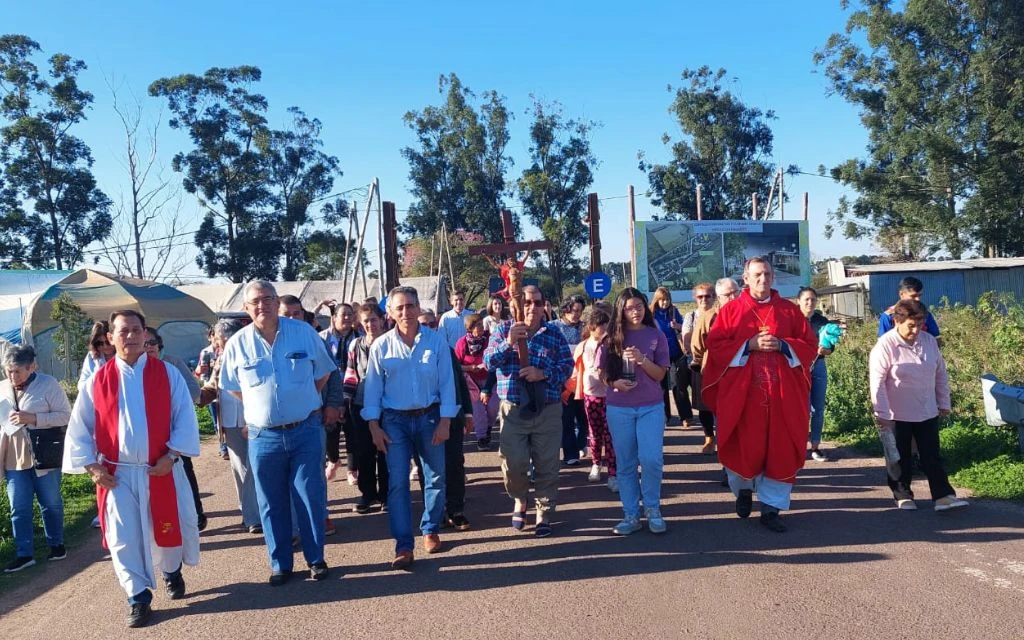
[[517, 99, 598, 295], [638, 66, 796, 220], [815, 1, 1024, 259], [401, 73, 513, 243], [48, 292, 92, 381], [0, 34, 111, 269]]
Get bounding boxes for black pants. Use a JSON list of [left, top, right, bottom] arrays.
[[325, 417, 342, 464], [664, 356, 692, 421], [180, 456, 204, 518], [561, 398, 588, 461], [887, 417, 955, 501], [699, 410, 715, 438], [416, 417, 466, 516], [351, 406, 388, 504]]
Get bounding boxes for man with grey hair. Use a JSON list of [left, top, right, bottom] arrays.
[[702, 258, 817, 532], [362, 285, 458, 570], [219, 280, 336, 585]]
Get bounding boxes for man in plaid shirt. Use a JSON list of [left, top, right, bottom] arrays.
[[485, 285, 573, 538]]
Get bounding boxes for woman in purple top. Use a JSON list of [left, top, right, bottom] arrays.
[[604, 288, 671, 536]]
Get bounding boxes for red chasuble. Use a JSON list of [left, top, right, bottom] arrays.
[[93, 356, 182, 548], [701, 289, 817, 482]]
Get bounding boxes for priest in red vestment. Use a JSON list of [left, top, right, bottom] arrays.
[[702, 257, 817, 532], [63, 310, 200, 628]]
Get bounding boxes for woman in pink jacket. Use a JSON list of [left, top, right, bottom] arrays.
[[869, 299, 968, 512]]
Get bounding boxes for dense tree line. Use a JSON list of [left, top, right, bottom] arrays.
[[6, 3, 1024, 292]]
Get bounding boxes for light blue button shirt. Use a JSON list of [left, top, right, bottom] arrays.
[[360, 325, 459, 421], [219, 317, 337, 428], [438, 308, 473, 349]]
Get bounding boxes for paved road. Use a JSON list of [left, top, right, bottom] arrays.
[[2, 425, 1022, 639]]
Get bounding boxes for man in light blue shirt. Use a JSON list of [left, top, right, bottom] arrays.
[[362, 285, 459, 570], [438, 290, 473, 349], [219, 280, 336, 586]]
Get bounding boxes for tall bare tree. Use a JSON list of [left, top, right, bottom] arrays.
[[96, 83, 188, 280]]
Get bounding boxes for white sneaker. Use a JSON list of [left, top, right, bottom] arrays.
[[409, 467, 418, 482], [612, 518, 641, 536], [645, 507, 668, 534], [934, 495, 969, 512], [588, 464, 601, 482], [896, 498, 918, 510], [579, 448, 588, 461], [607, 476, 619, 493], [810, 449, 828, 462]]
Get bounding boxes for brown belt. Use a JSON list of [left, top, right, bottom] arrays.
[[391, 403, 439, 417], [265, 410, 320, 431]]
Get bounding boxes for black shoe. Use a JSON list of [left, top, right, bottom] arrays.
[[4, 556, 36, 572], [247, 524, 263, 534], [759, 510, 787, 533], [197, 514, 208, 532], [48, 545, 67, 561], [126, 602, 152, 628], [163, 571, 186, 600], [269, 569, 293, 586], [353, 498, 374, 514], [476, 439, 489, 451], [735, 489, 753, 518], [564, 458, 581, 467], [309, 561, 329, 581], [448, 513, 471, 531]]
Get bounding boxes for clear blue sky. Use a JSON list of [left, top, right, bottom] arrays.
[[6, 0, 877, 281]]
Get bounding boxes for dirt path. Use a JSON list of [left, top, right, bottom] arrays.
[[1, 426, 1022, 639]]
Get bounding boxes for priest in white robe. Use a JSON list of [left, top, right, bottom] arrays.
[[63, 309, 200, 629]]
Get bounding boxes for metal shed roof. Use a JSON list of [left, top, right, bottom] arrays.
[[849, 257, 1024, 274]]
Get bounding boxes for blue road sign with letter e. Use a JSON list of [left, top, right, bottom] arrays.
[[584, 272, 612, 298]]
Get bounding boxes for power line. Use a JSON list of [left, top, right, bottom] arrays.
[[79, 183, 372, 256]]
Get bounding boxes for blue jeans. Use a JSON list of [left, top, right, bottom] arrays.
[[248, 414, 327, 572], [382, 406, 446, 554], [809, 358, 827, 445], [5, 469, 63, 557], [607, 403, 665, 520]]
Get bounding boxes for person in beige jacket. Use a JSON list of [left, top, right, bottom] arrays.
[[689, 278, 740, 454], [1, 345, 72, 572]]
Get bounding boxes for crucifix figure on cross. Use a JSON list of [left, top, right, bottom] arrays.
[[468, 209, 552, 365]]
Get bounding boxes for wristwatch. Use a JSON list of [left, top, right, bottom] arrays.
[[166, 452, 181, 463]]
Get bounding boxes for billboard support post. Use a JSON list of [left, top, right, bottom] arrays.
[[696, 184, 703, 221], [628, 185, 637, 287]]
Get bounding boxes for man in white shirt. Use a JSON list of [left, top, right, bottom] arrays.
[[64, 309, 201, 629], [438, 290, 474, 349]]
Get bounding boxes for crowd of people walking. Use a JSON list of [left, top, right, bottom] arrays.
[[0, 262, 970, 628]]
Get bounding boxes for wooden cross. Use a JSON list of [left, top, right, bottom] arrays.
[[468, 209, 552, 366]]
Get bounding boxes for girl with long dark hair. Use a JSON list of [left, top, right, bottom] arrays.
[[604, 288, 671, 536]]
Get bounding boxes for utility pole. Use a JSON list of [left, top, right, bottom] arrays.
[[587, 192, 601, 273]]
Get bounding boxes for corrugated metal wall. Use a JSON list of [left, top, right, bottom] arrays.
[[868, 267, 1024, 314], [868, 272, 966, 314]]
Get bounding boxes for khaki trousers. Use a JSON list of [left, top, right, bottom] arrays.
[[498, 401, 562, 519]]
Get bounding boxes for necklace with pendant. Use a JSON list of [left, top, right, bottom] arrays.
[[750, 302, 775, 333]]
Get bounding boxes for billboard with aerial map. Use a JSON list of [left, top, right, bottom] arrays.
[[634, 220, 810, 302]]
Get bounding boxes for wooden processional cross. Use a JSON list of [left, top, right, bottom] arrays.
[[467, 209, 552, 366]]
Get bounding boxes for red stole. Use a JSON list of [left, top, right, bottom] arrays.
[[93, 356, 182, 548], [701, 290, 818, 481]]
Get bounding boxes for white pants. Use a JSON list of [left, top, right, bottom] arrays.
[[104, 462, 200, 598], [725, 468, 794, 511]]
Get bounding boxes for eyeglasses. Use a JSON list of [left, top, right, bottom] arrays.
[[144, 340, 160, 348], [245, 295, 277, 307], [523, 299, 542, 307]]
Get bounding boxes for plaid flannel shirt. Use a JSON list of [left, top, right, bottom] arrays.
[[484, 320, 574, 405]]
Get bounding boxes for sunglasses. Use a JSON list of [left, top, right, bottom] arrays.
[[695, 294, 715, 300], [144, 340, 160, 348]]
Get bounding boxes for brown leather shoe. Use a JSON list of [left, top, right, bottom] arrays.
[[423, 533, 442, 554], [701, 437, 715, 455], [391, 550, 414, 570]]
